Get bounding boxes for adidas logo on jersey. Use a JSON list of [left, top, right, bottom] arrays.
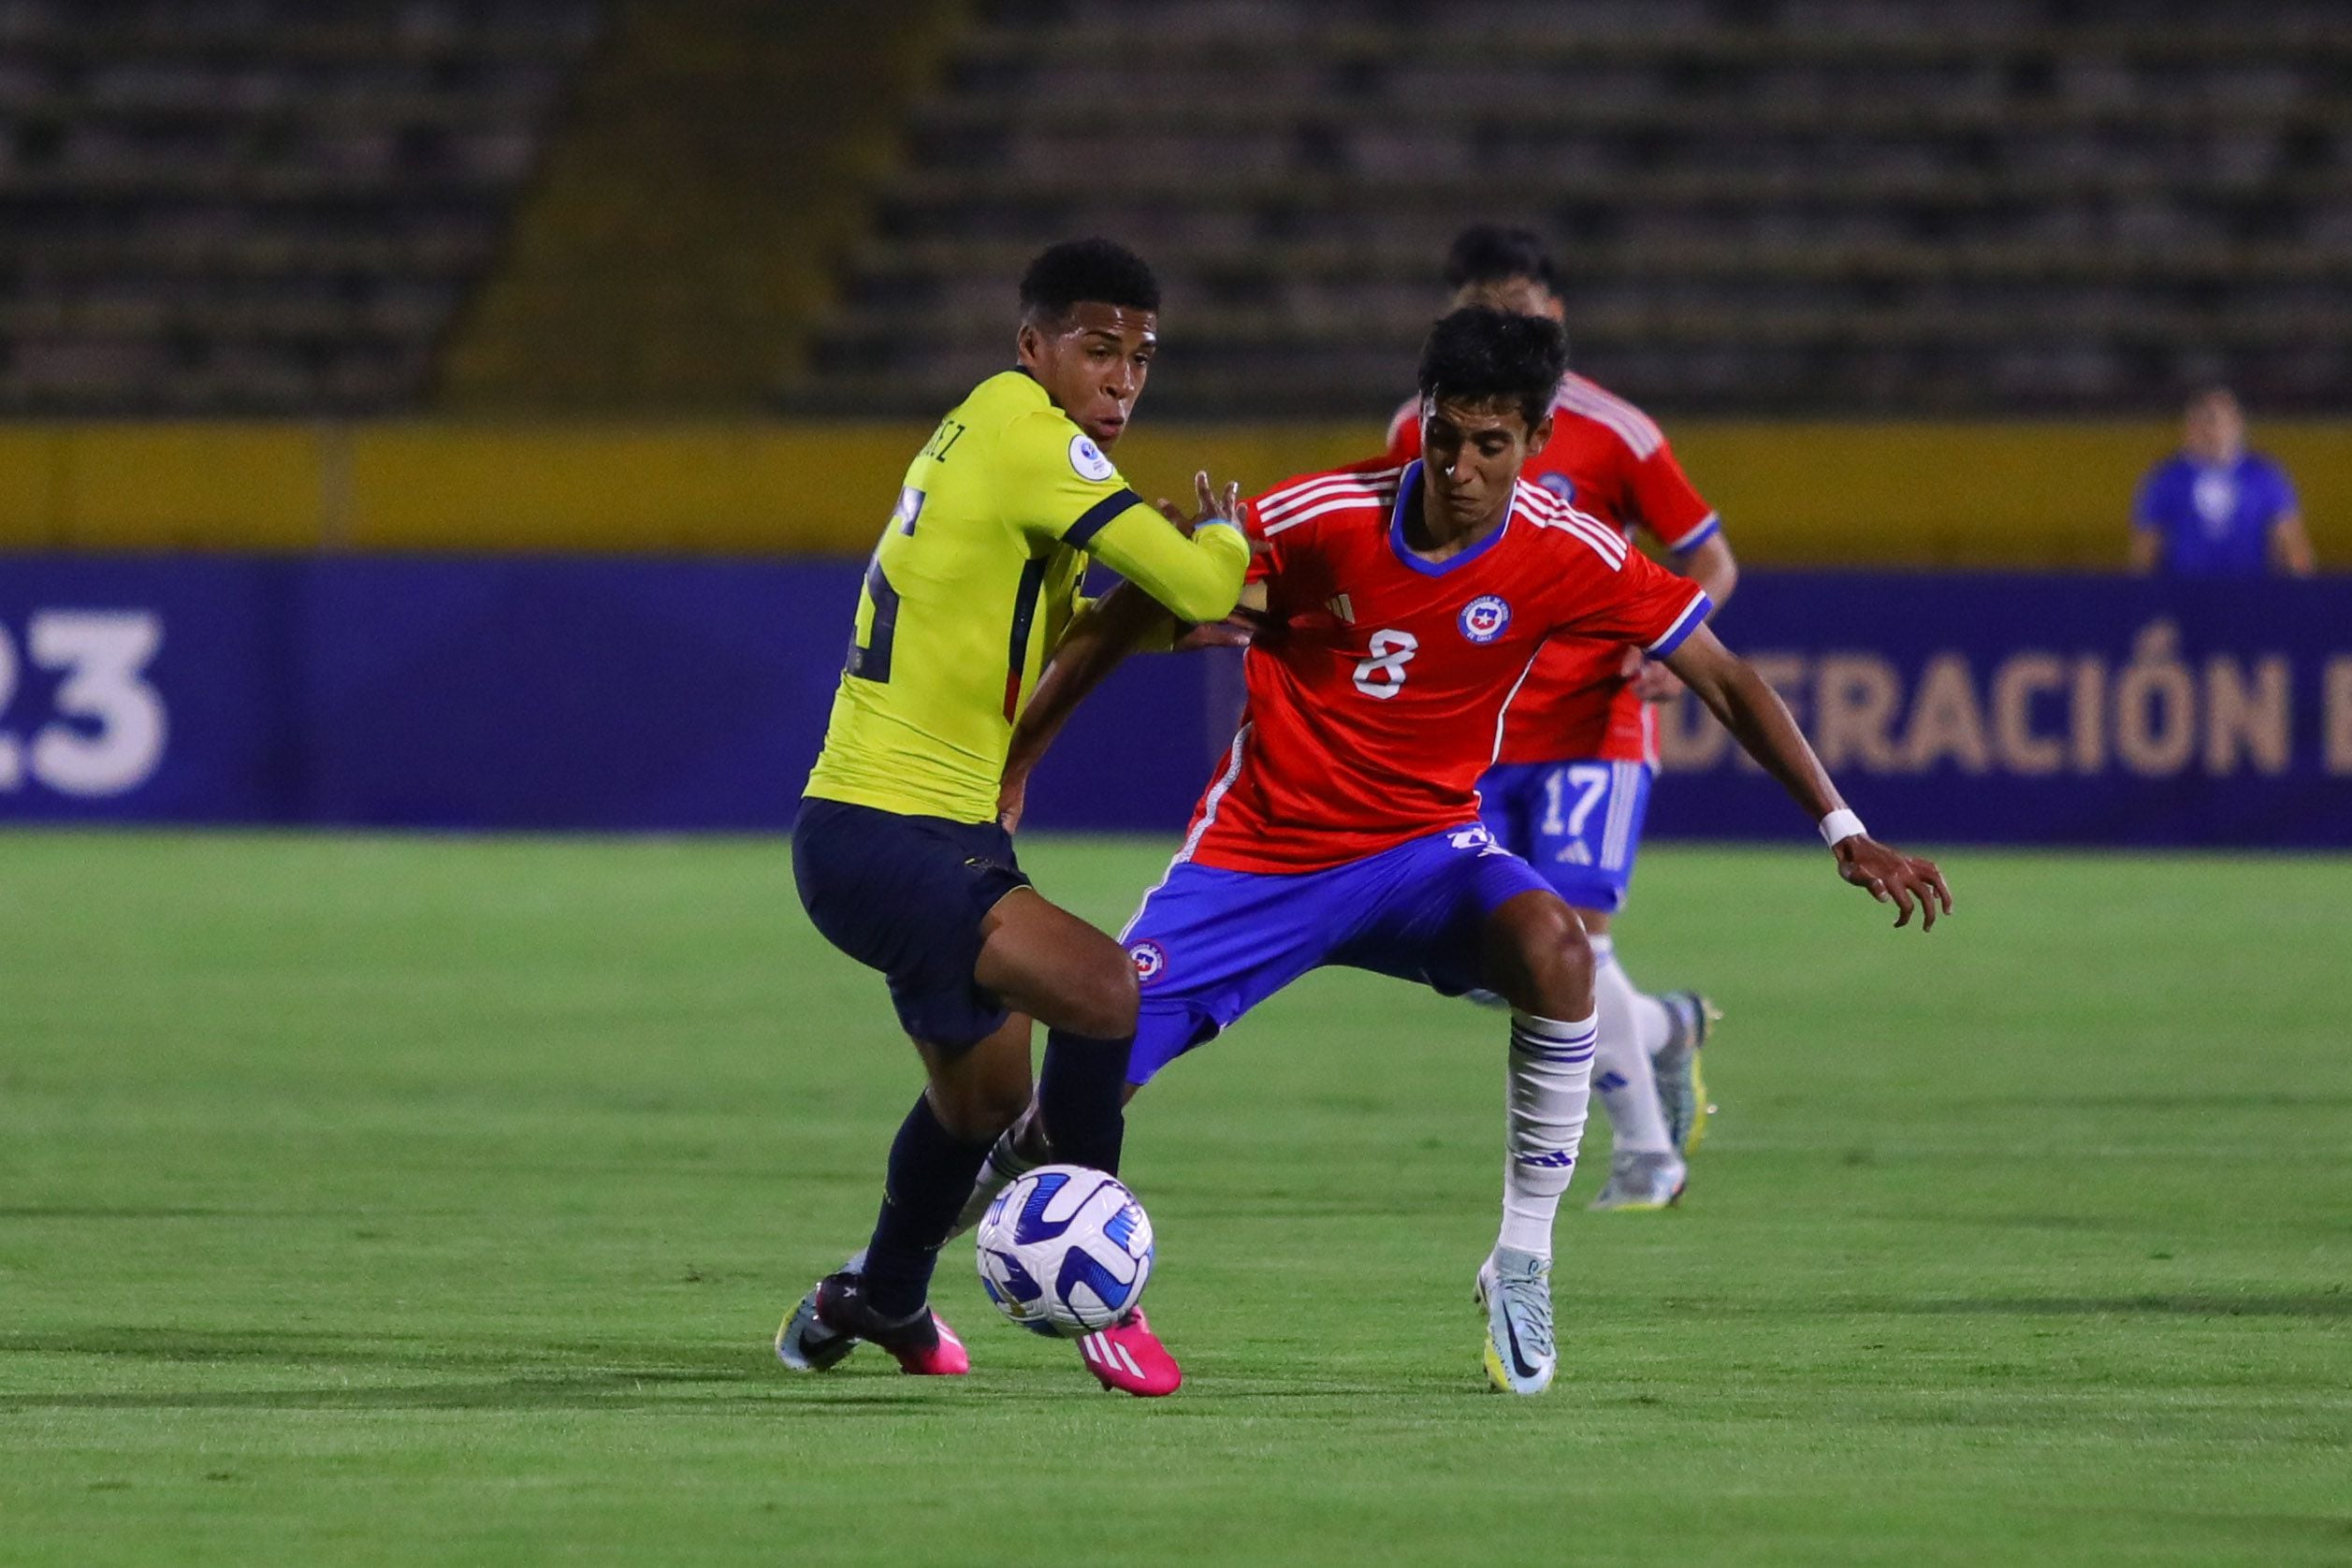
[[1326, 593, 1355, 624], [1554, 842, 1594, 866]]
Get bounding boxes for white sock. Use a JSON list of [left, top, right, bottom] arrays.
[[1497, 1011, 1595, 1260], [950, 1126, 1036, 1239], [1590, 935, 1675, 1055], [1590, 936, 1676, 1157]]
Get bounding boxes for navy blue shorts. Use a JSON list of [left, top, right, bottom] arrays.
[[792, 796, 1033, 1051], [1120, 823, 1554, 1087]]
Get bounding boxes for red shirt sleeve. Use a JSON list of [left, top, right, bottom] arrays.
[[1623, 439, 1719, 552], [1239, 495, 1279, 586], [1555, 544, 1713, 656]]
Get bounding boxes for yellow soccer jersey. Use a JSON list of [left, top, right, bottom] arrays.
[[804, 370, 1250, 823]]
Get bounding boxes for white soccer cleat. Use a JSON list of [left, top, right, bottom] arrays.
[[1588, 1150, 1688, 1212], [1475, 1246, 1557, 1396], [774, 1248, 866, 1372]]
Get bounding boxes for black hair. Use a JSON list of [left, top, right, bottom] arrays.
[[1019, 238, 1160, 322], [1416, 306, 1569, 431], [1443, 224, 1559, 295]]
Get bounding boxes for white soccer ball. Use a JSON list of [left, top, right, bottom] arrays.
[[974, 1164, 1154, 1337]]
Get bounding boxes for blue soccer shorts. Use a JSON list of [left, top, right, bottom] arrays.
[[1120, 823, 1554, 1087], [1476, 760, 1653, 915]]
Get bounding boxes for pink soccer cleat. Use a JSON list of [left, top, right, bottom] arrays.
[[1076, 1310, 1182, 1397], [811, 1271, 970, 1376], [899, 1315, 970, 1377]]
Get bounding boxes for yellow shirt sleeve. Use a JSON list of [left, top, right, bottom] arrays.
[[999, 410, 1249, 625], [1078, 507, 1248, 624]]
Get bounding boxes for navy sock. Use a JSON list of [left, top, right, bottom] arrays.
[[863, 1094, 992, 1320], [1037, 1029, 1133, 1175]]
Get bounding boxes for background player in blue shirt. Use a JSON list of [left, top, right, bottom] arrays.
[[2130, 387, 2316, 577]]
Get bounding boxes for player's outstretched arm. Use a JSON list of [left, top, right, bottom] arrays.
[[996, 581, 1175, 833], [1679, 531, 1740, 608], [1081, 472, 1251, 624], [1632, 531, 1742, 702], [1662, 624, 1953, 930]]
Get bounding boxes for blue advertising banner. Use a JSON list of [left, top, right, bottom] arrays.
[[0, 558, 2345, 844], [0, 558, 295, 822], [0, 556, 1228, 834], [1649, 574, 2352, 848]]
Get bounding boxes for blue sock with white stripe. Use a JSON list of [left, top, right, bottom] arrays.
[[1498, 1012, 1596, 1260]]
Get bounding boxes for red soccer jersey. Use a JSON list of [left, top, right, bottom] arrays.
[[1386, 373, 1720, 764], [1180, 458, 1712, 875]]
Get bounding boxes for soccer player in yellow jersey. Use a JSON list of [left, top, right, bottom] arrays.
[[777, 240, 1248, 1392]]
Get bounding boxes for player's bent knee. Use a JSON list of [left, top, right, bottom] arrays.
[[1063, 950, 1140, 1040], [1486, 892, 1594, 1020], [976, 896, 1139, 1039], [1530, 904, 1595, 1018]]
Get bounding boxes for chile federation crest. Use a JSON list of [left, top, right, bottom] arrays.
[[1459, 595, 1513, 644]]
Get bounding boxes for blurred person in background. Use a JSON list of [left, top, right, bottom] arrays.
[[2130, 387, 2316, 577]]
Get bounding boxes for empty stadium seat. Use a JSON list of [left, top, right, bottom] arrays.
[[0, 0, 597, 414], [791, 0, 2352, 417]]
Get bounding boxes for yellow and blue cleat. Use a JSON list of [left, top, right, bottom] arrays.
[[1475, 1247, 1556, 1395], [1652, 990, 1720, 1157], [1588, 1149, 1688, 1211]]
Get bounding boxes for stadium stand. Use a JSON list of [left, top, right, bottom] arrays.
[[791, 0, 2352, 418], [0, 0, 598, 414], [442, 0, 965, 411]]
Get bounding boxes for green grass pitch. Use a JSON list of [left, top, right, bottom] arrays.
[[3, 832, 2347, 1566]]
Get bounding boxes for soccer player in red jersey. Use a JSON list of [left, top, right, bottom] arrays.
[[1386, 226, 1740, 1211], [979, 307, 1949, 1394]]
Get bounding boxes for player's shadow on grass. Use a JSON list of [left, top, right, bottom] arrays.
[[1875, 1293, 2352, 1318], [1957, 1092, 2352, 1111], [0, 1328, 1130, 1413], [0, 1373, 762, 1414], [0, 1206, 399, 1220], [0, 1326, 752, 1373], [0, 1327, 773, 1412]]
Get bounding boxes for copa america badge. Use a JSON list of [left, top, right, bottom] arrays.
[[1068, 432, 1116, 482], [1128, 941, 1168, 983], [1459, 595, 1512, 644]]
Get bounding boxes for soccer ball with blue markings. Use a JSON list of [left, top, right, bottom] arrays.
[[974, 1164, 1154, 1337]]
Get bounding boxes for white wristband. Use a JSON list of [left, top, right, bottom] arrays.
[[1819, 808, 1866, 848]]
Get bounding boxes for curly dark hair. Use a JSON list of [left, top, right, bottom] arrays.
[[1019, 238, 1160, 322], [1442, 224, 1559, 295], [1416, 306, 1569, 430]]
